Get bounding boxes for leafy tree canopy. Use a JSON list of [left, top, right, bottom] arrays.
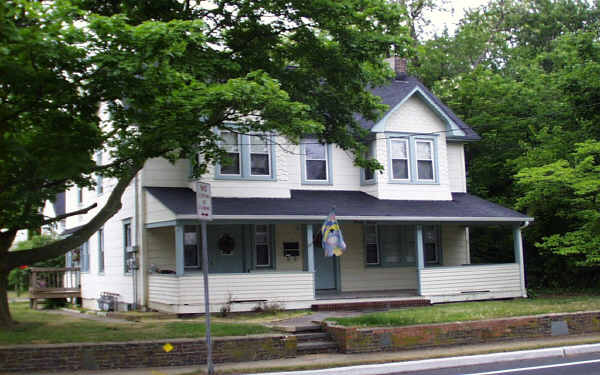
[[0, 0, 411, 326]]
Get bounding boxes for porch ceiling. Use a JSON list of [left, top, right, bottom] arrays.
[[145, 187, 533, 224]]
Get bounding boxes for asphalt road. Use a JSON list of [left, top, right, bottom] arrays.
[[390, 353, 600, 375]]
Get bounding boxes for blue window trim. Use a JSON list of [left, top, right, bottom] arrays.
[[386, 133, 440, 185], [360, 141, 378, 186], [215, 132, 277, 181], [98, 228, 105, 275], [123, 218, 132, 275], [300, 140, 333, 185], [95, 152, 103, 195], [80, 241, 89, 273]]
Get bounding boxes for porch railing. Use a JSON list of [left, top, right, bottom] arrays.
[[29, 267, 81, 308]]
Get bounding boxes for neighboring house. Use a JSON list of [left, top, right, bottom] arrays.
[[64, 58, 533, 312], [11, 193, 66, 248]]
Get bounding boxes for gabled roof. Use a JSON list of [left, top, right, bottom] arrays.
[[145, 188, 532, 223], [359, 77, 480, 141]]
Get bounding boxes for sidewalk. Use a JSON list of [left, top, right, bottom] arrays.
[[25, 333, 600, 375]]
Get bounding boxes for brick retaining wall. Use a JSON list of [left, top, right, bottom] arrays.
[[0, 334, 296, 373], [324, 311, 600, 353]]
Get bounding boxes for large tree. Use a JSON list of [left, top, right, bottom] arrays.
[[0, 0, 411, 326], [412, 0, 600, 288]]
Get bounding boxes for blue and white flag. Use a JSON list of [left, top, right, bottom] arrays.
[[321, 209, 347, 257]]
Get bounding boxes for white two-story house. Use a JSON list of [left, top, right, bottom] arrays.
[[65, 58, 533, 313]]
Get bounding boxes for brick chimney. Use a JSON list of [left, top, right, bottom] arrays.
[[394, 56, 408, 80]]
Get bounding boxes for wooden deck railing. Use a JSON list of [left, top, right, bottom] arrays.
[[29, 267, 81, 308]]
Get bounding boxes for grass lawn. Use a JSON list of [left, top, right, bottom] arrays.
[[329, 294, 600, 327], [7, 291, 29, 300], [1, 302, 275, 345]]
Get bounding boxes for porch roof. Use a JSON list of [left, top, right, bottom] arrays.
[[145, 188, 533, 223]]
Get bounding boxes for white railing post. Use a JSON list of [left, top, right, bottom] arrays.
[[175, 223, 184, 276], [416, 225, 424, 296]]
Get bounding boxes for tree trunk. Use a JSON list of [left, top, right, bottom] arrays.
[[0, 270, 14, 327]]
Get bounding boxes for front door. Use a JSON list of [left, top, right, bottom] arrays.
[[207, 225, 245, 273], [313, 225, 337, 290]]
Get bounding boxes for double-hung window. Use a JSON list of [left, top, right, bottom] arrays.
[[416, 140, 435, 181], [98, 228, 104, 274], [388, 135, 438, 184], [81, 241, 89, 272], [123, 219, 134, 274], [217, 132, 275, 180], [254, 224, 272, 268], [390, 139, 410, 180], [220, 132, 242, 176], [250, 135, 270, 176], [362, 141, 377, 184], [302, 139, 332, 184], [95, 152, 103, 195]]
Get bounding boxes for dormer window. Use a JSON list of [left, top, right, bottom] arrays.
[[416, 140, 434, 181], [390, 139, 410, 180], [387, 134, 439, 184]]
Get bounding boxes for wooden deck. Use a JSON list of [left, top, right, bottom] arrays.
[[29, 267, 81, 309]]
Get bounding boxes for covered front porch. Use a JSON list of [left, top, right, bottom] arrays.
[[144, 188, 532, 313]]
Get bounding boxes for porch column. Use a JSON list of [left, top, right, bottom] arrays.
[[416, 225, 424, 295], [513, 224, 527, 297], [175, 223, 184, 276], [306, 225, 315, 273]]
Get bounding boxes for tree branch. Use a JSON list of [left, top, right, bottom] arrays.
[[40, 203, 98, 226], [7, 161, 144, 269]]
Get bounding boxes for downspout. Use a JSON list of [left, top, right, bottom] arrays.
[[132, 174, 139, 310]]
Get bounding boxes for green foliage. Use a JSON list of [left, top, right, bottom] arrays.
[[516, 141, 600, 266], [413, 0, 600, 289], [8, 235, 63, 294]]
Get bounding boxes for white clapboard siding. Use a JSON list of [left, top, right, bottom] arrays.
[[148, 272, 315, 313], [420, 264, 521, 296]]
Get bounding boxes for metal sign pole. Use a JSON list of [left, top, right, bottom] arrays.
[[196, 181, 213, 375], [201, 220, 213, 375]]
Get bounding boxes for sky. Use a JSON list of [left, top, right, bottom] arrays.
[[424, 0, 490, 36]]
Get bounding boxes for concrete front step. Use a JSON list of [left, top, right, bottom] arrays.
[[297, 340, 339, 354], [311, 298, 431, 311]]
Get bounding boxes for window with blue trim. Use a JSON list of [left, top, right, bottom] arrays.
[[388, 135, 438, 184], [80, 241, 89, 272], [123, 219, 134, 274], [98, 228, 104, 274], [361, 141, 377, 184], [217, 132, 275, 180], [301, 139, 332, 184], [95, 152, 103, 195]]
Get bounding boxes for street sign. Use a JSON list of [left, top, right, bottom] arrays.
[[196, 182, 212, 220]]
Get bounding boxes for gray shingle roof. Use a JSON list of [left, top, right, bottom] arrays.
[[145, 188, 530, 222], [361, 77, 480, 141]]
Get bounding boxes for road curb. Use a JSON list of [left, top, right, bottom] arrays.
[[253, 343, 600, 375]]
